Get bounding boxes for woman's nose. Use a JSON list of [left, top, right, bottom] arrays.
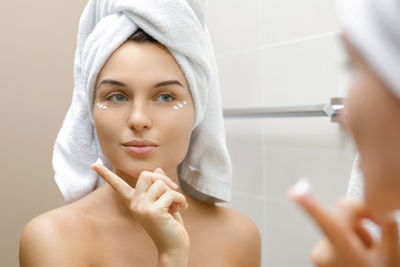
[[127, 102, 152, 131]]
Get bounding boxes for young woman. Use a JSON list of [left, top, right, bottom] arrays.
[[19, 1, 261, 266], [289, 0, 400, 266]]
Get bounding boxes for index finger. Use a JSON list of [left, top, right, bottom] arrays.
[[287, 187, 353, 252], [91, 163, 134, 205]]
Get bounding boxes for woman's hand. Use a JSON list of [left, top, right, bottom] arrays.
[[288, 190, 400, 267], [91, 163, 189, 267]]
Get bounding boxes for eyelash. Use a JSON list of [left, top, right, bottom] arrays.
[[105, 92, 177, 103], [156, 93, 176, 103], [107, 93, 128, 103]]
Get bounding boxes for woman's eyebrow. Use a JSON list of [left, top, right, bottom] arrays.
[[96, 79, 184, 89], [97, 79, 126, 89], [154, 80, 184, 88]]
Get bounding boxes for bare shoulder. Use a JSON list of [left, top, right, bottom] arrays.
[[19, 205, 91, 267], [214, 205, 259, 231], [211, 205, 262, 266]]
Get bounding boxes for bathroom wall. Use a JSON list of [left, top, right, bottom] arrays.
[[0, 0, 354, 266], [206, 0, 356, 266], [0, 1, 84, 266]]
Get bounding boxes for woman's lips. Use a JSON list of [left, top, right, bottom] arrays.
[[124, 145, 158, 156]]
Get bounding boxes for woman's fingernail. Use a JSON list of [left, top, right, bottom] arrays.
[[169, 203, 180, 213], [155, 167, 164, 174], [175, 205, 180, 213], [171, 181, 179, 189]]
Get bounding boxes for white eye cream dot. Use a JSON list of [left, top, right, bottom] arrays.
[[95, 158, 104, 166], [96, 103, 108, 110], [293, 177, 311, 196], [173, 106, 179, 110], [178, 103, 183, 108], [183, 101, 187, 105]]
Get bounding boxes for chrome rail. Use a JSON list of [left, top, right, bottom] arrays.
[[223, 98, 344, 122]]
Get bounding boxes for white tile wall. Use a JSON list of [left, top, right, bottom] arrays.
[[208, 0, 355, 266], [224, 119, 264, 196], [217, 49, 264, 108], [207, 0, 262, 55], [263, 122, 355, 208], [261, 33, 345, 107], [260, 0, 340, 45]]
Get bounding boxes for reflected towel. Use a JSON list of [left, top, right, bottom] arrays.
[[339, 0, 400, 98]]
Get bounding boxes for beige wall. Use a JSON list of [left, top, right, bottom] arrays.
[[1, 1, 87, 266]]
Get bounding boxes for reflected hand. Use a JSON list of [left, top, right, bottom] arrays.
[[288, 190, 400, 267], [91, 163, 189, 266]]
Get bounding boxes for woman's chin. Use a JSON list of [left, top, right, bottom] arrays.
[[114, 165, 156, 179]]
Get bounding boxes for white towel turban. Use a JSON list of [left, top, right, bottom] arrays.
[[53, 0, 232, 204], [340, 0, 400, 236], [339, 0, 400, 98]]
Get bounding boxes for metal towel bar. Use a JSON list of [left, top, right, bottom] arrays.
[[223, 98, 344, 123]]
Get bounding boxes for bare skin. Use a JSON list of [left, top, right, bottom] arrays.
[[288, 37, 400, 266], [19, 41, 261, 267], [19, 178, 260, 267]]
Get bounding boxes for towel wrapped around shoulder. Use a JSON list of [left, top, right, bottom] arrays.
[[53, 0, 232, 204]]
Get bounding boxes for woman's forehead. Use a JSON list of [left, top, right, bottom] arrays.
[[96, 42, 188, 88]]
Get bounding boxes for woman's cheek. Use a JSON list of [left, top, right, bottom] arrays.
[[161, 111, 193, 157], [93, 111, 122, 156], [345, 79, 372, 150]]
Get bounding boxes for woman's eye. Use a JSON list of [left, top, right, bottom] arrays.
[[156, 94, 174, 103], [108, 94, 127, 102]]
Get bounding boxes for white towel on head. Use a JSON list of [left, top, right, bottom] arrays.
[[339, 0, 400, 98], [53, 0, 232, 204], [340, 0, 400, 237]]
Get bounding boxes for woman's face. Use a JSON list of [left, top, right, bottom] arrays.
[[344, 37, 400, 212], [93, 41, 195, 182]]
